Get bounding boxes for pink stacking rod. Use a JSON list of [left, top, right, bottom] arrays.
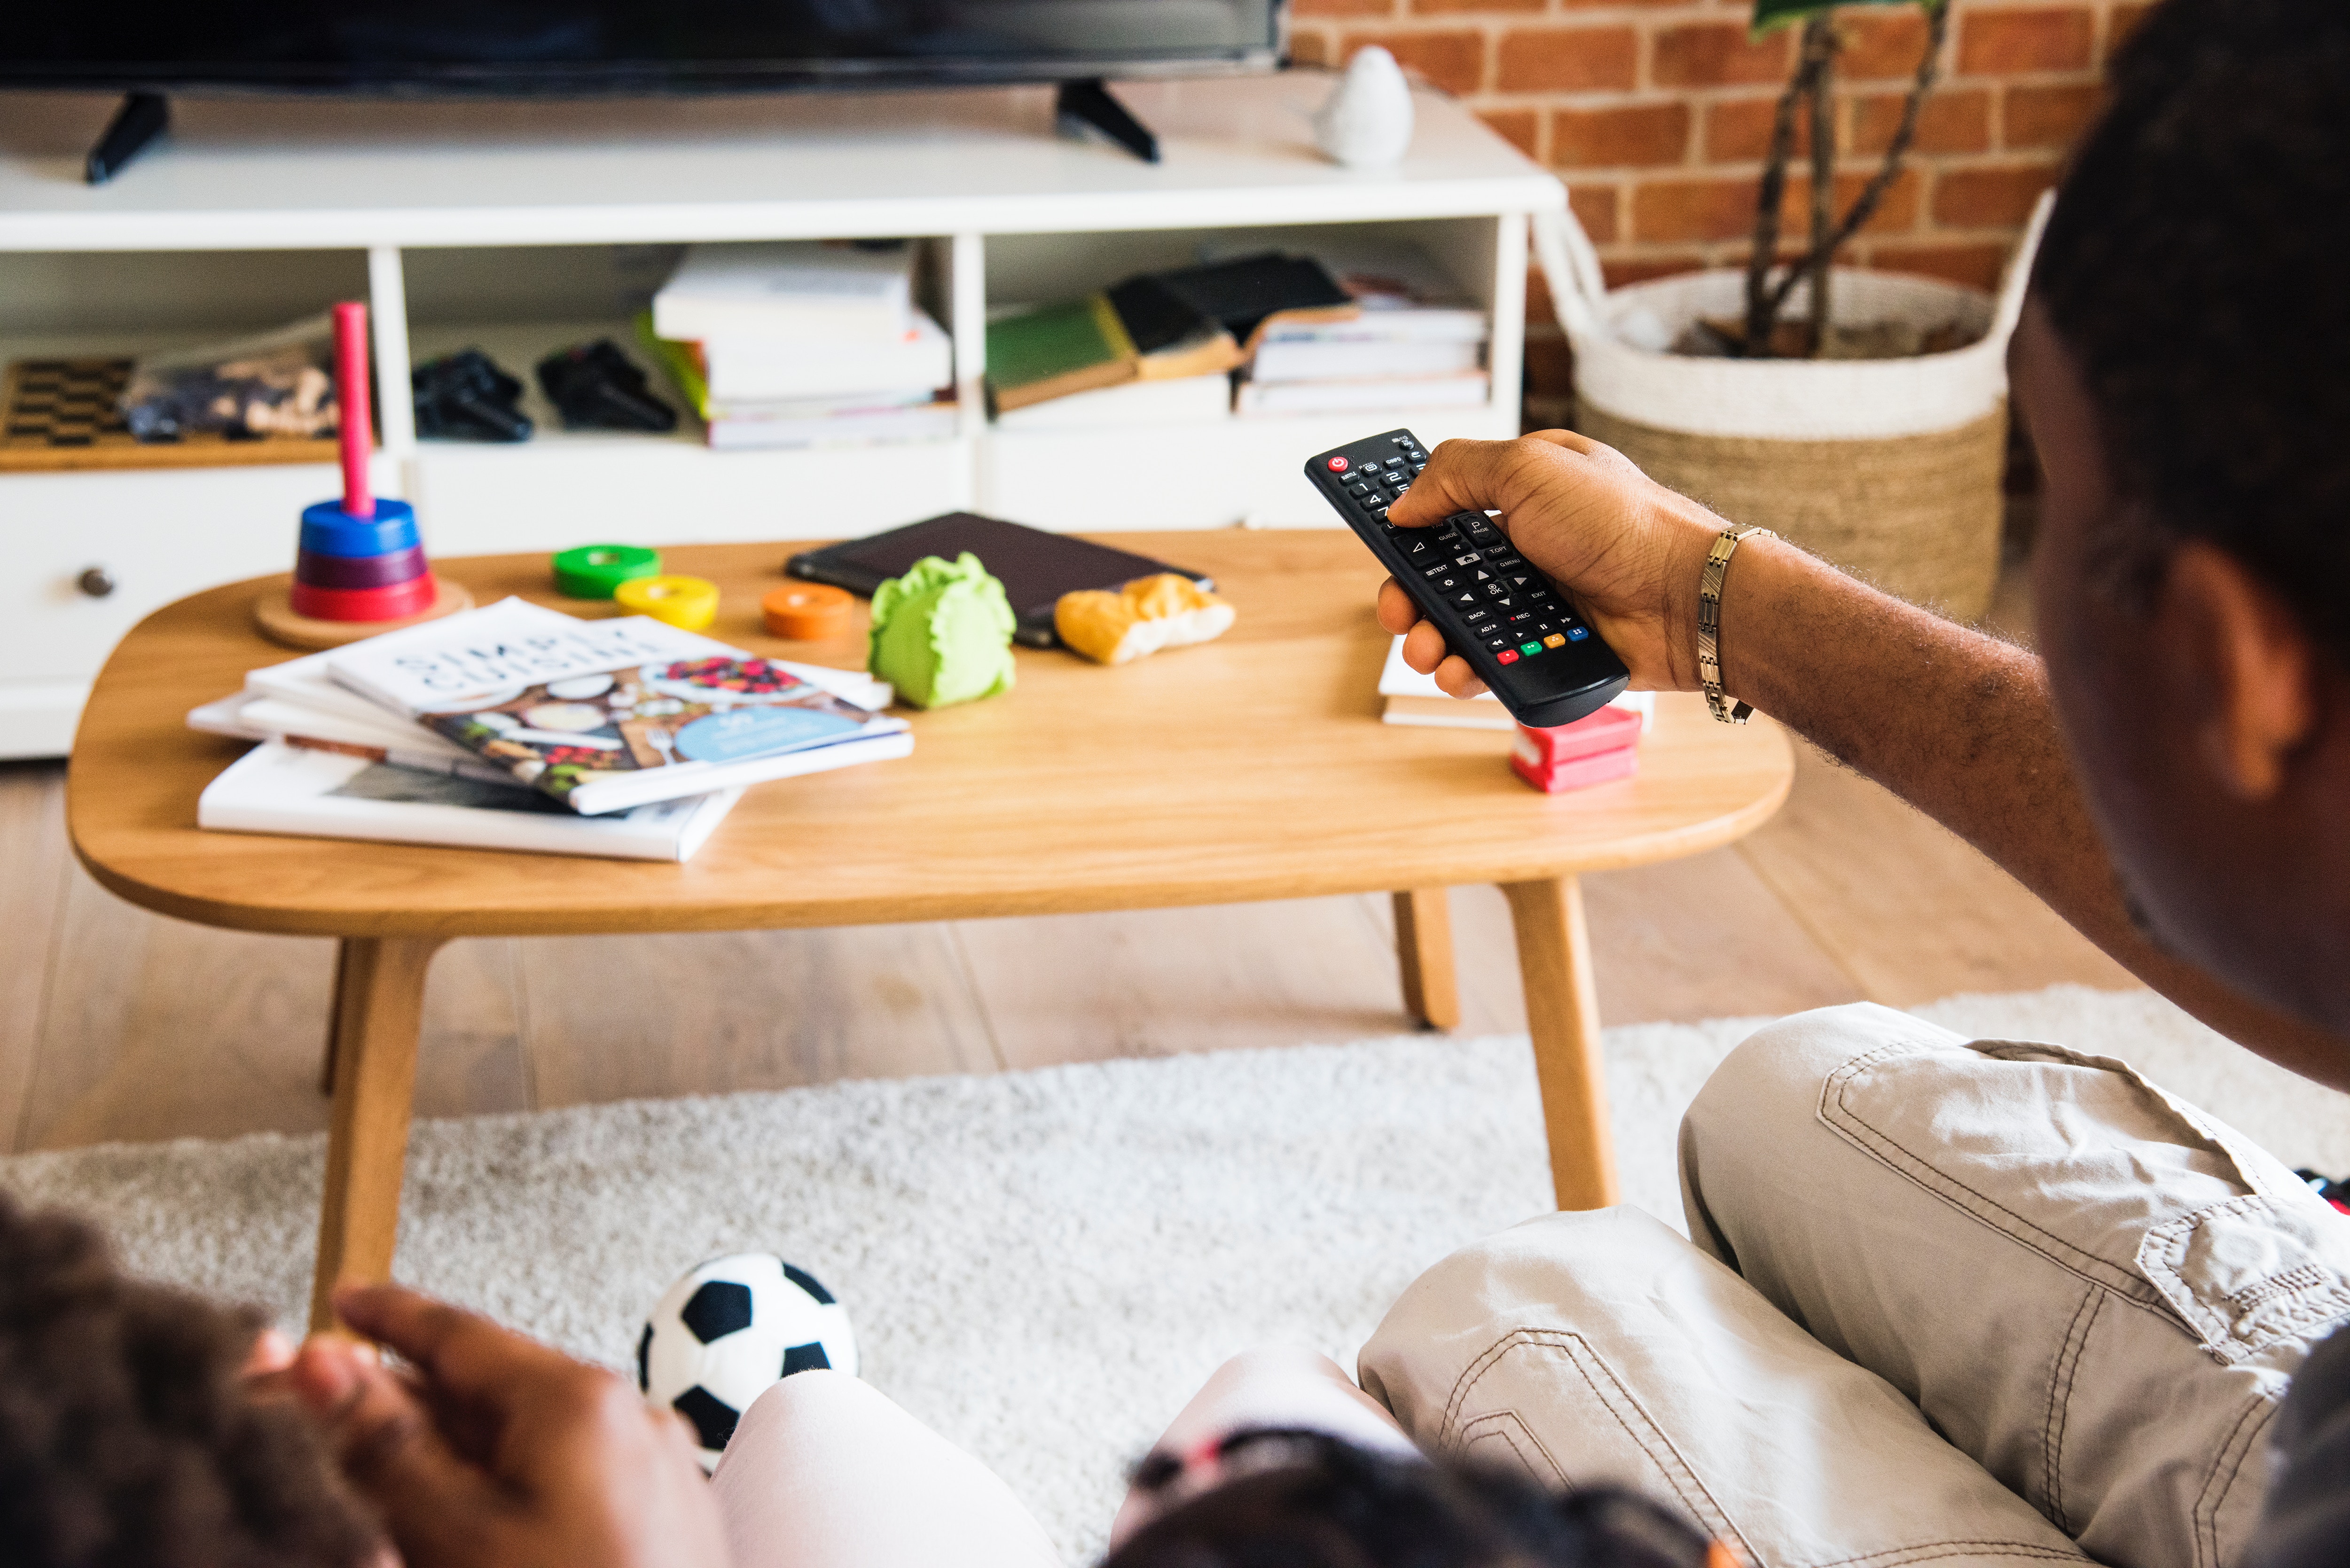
[[335, 301, 374, 519]]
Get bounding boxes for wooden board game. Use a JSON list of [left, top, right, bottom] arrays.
[[0, 358, 340, 473]]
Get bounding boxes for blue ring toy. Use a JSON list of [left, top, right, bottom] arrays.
[[300, 497, 419, 559]]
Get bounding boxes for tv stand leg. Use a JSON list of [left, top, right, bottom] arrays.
[[86, 92, 170, 185], [1055, 79, 1160, 164]]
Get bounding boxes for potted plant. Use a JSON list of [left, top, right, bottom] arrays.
[[1532, 0, 2051, 622]]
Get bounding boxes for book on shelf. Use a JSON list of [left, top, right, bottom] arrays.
[[1377, 636, 1653, 732], [696, 310, 952, 404], [990, 372, 1231, 432], [1250, 337, 1485, 384], [197, 741, 744, 862], [1147, 253, 1360, 349], [1235, 373, 1491, 417], [702, 398, 958, 451], [652, 241, 915, 343], [324, 598, 910, 816], [636, 318, 956, 448], [1197, 238, 1492, 402], [984, 293, 1245, 413]]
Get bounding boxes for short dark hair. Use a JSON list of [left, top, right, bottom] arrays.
[[0, 1194, 381, 1568], [2032, 0, 2350, 655], [1104, 1428, 1714, 1568]]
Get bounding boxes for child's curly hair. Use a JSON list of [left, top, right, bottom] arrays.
[[0, 1193, 381, 1568], [1108, 1427, 1716, 1568]]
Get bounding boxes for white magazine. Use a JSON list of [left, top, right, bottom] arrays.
[[323, 599, 906, 816], [198, 741, 744, 862], [189, 690, 525, 788]]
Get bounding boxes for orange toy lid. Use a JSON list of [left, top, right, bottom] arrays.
[[762, 581, 854, 640]]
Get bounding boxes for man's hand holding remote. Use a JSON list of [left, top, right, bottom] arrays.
[[1378, 431, 1740, 700], [1377, 391, 2338, 1087]]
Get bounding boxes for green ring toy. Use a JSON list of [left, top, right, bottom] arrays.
[[553, 544, 662, 599]]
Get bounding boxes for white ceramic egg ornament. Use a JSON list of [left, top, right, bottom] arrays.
[[1314, 47, 1415, 169]]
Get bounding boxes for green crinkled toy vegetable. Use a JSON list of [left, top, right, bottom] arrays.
[[867, 552, 1017, 710]]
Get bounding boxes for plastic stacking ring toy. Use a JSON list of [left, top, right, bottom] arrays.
[[553, 543, 662, 600], [289, 574, 439, 623], [762, 582, 853, 640], [297, 544, 428, 590], [615, 574, 720, 632], [299, 497, 420, 559]]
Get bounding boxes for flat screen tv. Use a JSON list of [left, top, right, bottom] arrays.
[[1, 0, 1285, 94]]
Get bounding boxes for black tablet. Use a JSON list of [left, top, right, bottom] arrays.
[[785, 513, 1213, 648]]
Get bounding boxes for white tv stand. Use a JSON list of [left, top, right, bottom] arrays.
[[0, 75, 1564, 755]]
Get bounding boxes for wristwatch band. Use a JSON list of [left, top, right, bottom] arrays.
[[1698, 525, 1775, 724]]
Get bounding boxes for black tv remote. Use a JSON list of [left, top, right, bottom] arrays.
[[1304, 429, 1630, 729]]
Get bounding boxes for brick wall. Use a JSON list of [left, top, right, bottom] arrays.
[[1288, 0, 2149, 422]]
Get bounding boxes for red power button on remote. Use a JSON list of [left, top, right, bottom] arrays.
[[1327, 456, 1349, 473]]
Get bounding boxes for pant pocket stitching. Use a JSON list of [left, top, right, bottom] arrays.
[[1454, 1410, 1569, 1489], [1450, 1327, 1756, 1562], [2191, 1393, 2275, 1568], [1821, 1044, 2178, 1323], [2039, 1284, 2100, 1535], [2139, 1196, 2350, 1365], [1800, 1545, 2089, 1568]]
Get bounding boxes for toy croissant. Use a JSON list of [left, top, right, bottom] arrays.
[[1055, 574, 1236, 666]]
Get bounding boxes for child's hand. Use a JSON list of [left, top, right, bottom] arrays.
[[290, 1283, 728, 1568]]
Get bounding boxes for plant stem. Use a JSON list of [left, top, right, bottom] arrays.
[[1763, 0, 1950, 327], [1805, 16, 1837, 356], [1742, 45, 1814, 355]]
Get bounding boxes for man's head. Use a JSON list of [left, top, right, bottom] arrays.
[[2018, 0, 2350, 1041], [0, 1194, 381, 1568]]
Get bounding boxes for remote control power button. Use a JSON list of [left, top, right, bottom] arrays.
[[1327, 456, 1350, 472]]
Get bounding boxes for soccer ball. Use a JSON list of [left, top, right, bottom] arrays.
[[636, 1253, 858, 1470]]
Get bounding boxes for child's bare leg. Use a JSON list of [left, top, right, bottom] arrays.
[[1110, 1346, 1418, 1549]]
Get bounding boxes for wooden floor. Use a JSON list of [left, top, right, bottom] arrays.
[[0, 555, 2135, 1156]]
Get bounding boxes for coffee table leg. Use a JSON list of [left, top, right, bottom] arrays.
[[311, 936, 443, 1331], [1391, 889, 1461, 1030], [1501, 877, 1621, 1211], [319, 940, 356, 1095]]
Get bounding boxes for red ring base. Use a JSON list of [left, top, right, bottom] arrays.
[[289, 574, 438, 623]]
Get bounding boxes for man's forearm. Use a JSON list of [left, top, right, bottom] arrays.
[[1720, 537, 2343, 1077]]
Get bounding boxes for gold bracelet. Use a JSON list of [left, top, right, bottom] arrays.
[[1699, 525, 1774, 724]]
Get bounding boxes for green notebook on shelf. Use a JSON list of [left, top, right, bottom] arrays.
[[985, 295, 1137, 413]]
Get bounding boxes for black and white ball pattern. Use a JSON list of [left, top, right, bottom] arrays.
[[636, 1253, 858, 1470]]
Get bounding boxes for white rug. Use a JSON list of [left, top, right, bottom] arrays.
[[6, 984, 2349, 1561]]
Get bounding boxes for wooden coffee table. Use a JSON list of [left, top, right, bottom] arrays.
[[68, 532, 1791, 1327]]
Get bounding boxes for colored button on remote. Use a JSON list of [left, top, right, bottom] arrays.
[[1497, 649, 1520, 664]]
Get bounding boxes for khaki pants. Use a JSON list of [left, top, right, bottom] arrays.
[[1360, 1003, 2350, 1568]]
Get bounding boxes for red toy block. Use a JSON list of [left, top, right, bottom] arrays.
[[1514, 705, 1643, 768], [1511, 741, 1638, 794]]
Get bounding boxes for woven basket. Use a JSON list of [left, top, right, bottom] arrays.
[[1530, 195, 2053, 622]]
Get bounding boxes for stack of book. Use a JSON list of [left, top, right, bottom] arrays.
[[1236, 246, 1491, 417], [188, 598, 909, 861], [646, 241, 956, 450], [1378, 636, 1651, 733]]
